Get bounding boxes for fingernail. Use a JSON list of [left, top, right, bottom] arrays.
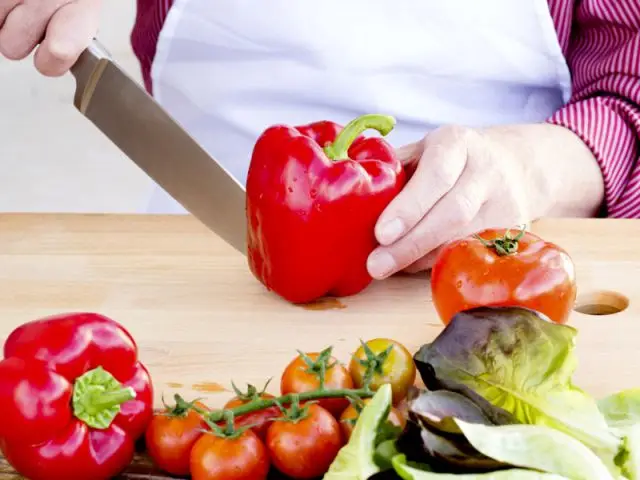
[[377, 218, 405, 245], [367, 250, 397, 279]]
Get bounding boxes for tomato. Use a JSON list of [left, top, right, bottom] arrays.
[[224, 384, 280, 440], [349, 338, 416, 405], [339, 398, 406, 441], [266, 404, 343, 479], [145, 401, 209, 476], [430, 227, 577, 325], [190, 430, 270, 480], [281, 349, 353, 417]]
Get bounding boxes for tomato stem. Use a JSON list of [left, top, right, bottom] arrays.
[[223, 410, 235, 436], [298, 347, 336, 391], [201, 408, 256, 439], [163, 393, 203, 418], [203, 388, 375, 423], [341, 396, 366, 428], [275, 395, 312, 424], [356, 340, 393, 389], [231, 378, 272, 403], [475, 225, 526, 256]]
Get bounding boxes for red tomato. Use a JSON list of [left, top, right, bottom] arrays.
[[224, 392, 280, 440], [281, 350, 353, 417], [339, 398, 406, 441], [145, 401, 209, 476], [266, 404, 343, 479], [190, 430, 270, 480], [349, 338, 416, 405], [431, 228, 577, 325]]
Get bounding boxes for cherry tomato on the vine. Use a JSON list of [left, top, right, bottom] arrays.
[[281, 347, 353, 417], [224, 382, 280, 439], [190, 429, 270, 480], [349, 338, 416, 405], [430, 227, 577, 325], [145, 400, 209, 476], [266, 404, 343, 479], [339, 398, 406, 441]]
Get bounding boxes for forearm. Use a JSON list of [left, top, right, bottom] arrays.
[[481, 123, 605, 218]]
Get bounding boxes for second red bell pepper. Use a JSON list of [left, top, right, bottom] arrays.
[[0, 312, 154, 480], [246, 113, 407, 304]]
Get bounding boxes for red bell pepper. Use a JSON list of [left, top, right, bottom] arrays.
[[246, 113, 407, 304], [0, 312, 154, 480]]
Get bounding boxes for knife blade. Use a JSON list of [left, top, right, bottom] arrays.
[[70, 40, 247, 255]]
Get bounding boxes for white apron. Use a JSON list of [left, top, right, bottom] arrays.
[[148, 0, 572, 214]]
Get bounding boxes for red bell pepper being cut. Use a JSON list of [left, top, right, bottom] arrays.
[[0, 312, 154, 480], [246, 113, 407, 304]]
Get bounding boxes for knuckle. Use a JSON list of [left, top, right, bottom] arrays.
[[411, 190, 434, 219], [391, 184, 436, 229], [431, 162, 459, 192], [390, 202, 424, 235], [404, 241, 426, 268], [456, 194, 477, 224], [393, 236, 427, 270], [438, 124, 471, 142]]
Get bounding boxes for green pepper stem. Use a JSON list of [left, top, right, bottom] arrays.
[[72, 366, 136, 429], [87, 388, 136, 412], [324, 114, 396, 160], [205, 388, 374, 423]]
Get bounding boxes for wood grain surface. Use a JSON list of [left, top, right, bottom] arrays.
[[0, 213, 638, 479]]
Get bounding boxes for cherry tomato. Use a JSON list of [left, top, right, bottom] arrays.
[[224, 383, 280, 440], [281, 349, 353, 417], [339, 398, 406, 441], [145, 401, 209, 476], [190, 430, 270, 480], [430, 227, 577, 325], [266, 404, 343, 479], [349, 338, 416, 405]]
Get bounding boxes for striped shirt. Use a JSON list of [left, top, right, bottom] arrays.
[[130, 0, 640, 217]]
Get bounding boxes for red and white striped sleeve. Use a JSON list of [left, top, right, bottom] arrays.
[[546, 0, 640, 218]]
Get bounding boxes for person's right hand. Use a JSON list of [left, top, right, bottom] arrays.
[[0, 0, 101, 76]]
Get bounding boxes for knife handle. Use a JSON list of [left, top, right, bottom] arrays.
[[70, 39, 112, 113]]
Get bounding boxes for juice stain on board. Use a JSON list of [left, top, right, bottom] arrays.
[[165, 382, 227, 393], [192, 382, 227, 393], [301, 297, 347, 311]]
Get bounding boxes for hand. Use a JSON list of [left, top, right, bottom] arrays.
[[0, 0, 101, 76], [366, 124, 605, 279]]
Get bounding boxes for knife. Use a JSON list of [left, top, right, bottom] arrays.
[[70, 39, 248, 255]]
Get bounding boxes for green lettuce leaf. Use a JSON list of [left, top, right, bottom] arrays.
[[618, 424, 640, 479], [597, 389, 640, 478], [323, 384, 393, 479], [413, 306, 620, 455], [391, 454, 569, 479], [454, 419, 614, 480], [599, 389, 640, 431]]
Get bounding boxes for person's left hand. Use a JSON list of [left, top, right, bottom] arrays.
[[366, 123, 605, 279]]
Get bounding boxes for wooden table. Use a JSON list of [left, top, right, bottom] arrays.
[[1, 214, 639, 478]]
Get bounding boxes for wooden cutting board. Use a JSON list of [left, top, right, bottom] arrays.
[[0, 214, 638, 478]]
